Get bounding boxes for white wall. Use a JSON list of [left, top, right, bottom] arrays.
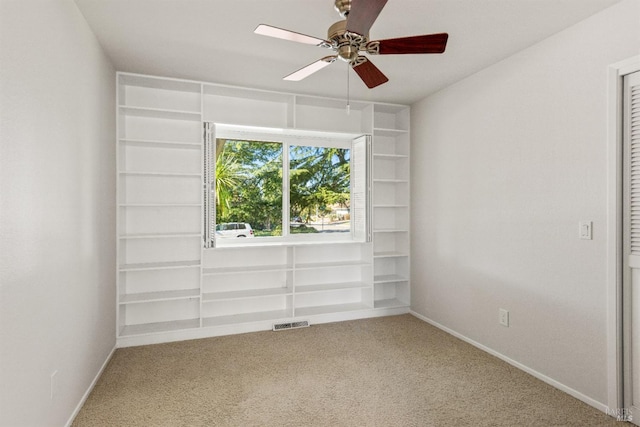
[[410, 0, 640, 408], [0, 1, 116, 426]]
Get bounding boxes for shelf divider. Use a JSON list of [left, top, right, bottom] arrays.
[[120, 318, 200, 336], [202, 287, 293, 302], [119, 260, 201, 272], [119, 289, 200, 304]]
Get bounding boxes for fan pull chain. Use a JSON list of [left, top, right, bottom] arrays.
[[346, 62, 351, 115]]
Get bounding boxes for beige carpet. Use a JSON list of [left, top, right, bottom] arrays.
[[73, 315, 623, 426]]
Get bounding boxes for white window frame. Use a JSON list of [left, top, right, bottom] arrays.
[[204, 123, 370, 248]]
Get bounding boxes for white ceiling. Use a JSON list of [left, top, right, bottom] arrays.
[[74, 0, 620, 105]]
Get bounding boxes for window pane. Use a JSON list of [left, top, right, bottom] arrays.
[[289, 145, 350, 235], [215, 139, 283, 238]]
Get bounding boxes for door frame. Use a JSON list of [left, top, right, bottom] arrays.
[[607, 55, 640, 414]]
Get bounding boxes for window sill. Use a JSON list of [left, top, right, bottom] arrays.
[[208, 235, 359, 250]]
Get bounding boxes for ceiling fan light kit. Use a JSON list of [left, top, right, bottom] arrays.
[[254, 0, 448, 89]]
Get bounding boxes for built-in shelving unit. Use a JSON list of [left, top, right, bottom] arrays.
[[116, 72, 410, 347], [371, 104, 410, 310], [117, 74, 203, 339]]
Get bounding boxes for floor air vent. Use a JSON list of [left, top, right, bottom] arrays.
[[272, 320, 310, 331]]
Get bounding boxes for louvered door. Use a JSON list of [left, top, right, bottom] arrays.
[[623, 70, 640, 425]]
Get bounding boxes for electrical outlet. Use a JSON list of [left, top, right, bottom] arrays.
[[50, 370, 57, 400], [499, 309, 509, 327]]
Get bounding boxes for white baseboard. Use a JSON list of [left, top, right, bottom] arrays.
[[65, 345, 116, 427], [409, 310, 610, 415]]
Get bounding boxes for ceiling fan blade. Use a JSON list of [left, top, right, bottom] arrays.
[[368, 33, 449, 55], [351, 56, 388, 89], [283, 56, 337, 81], [345, 0, 388, 36], [254, 24, 331, 47]]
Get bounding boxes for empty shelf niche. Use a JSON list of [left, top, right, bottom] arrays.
[[202, 268, 292, 301], [372, 133, 409, 156], [374, 281, 409, 309], [119, 143, 201, 175], [373, 231, 409, 258], [374, 257, 408, 281], [119, 205, 201, 235], [119, 298, 200, 337], [373, 181, 409, 206], [120, 112, 201, 143], [373, 104, 409, 132], [202, 294, 293, 327], [373, 207, 408, 233], [202, 246, 293, 275], [295, 263, 371, 293], [119, 266, 201, 300], [293, 242, 370, 269], [294, 280, 373, 316], [119, 174, 201, 206], [119, 235, 201, 266], [119, 74, 201, 113], [294, 293, 373, 317], [203, 85, 294, 128], [373, 155, 409, 182]]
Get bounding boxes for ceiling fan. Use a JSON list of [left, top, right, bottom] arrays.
[[254, 0, 448, 89]]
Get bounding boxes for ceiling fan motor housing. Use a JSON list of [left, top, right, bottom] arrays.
[[328, 20, 367, 63]]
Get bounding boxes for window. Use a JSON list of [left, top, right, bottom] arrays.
[[215, 139, 283, 237], [289, 145, 351, 235], [204, 124, 369, 246]]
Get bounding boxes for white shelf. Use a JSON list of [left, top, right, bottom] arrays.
[[374, 274, 408, 284], [119, 232, 201, 239], [373, 229, 409, 233], [373, 153, 408, 159], [295, 303, 369, 317], [202, 264, 293, 276], [119, 138, 201, 149], [373, 179, 409, 183], [119, 318, 200, 336], [295, 281, 369, 294], [295, 94, 370, 111], [373, 128, 409, 137], [118, 203, 202, 208], [204, 83, 294, 103], [119, 289, 200, 304], [203, 288, 292, 302], [119, 105, 201, 121], [295, 260, 370, 270], [119, 73, 202, 92], [373, 251, 408, 259], [374, 298, 408, 309], [373, 103, 408, 114], [119, 260, 201, 272], [119, 171, 201, 178], [203, 310, 291, 327]]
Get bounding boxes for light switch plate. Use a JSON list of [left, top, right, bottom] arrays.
[[499, 309, 509, 327], [579, 221, 592, 240]]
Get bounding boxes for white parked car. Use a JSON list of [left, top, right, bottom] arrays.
[[215, 222, 255, 238]]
